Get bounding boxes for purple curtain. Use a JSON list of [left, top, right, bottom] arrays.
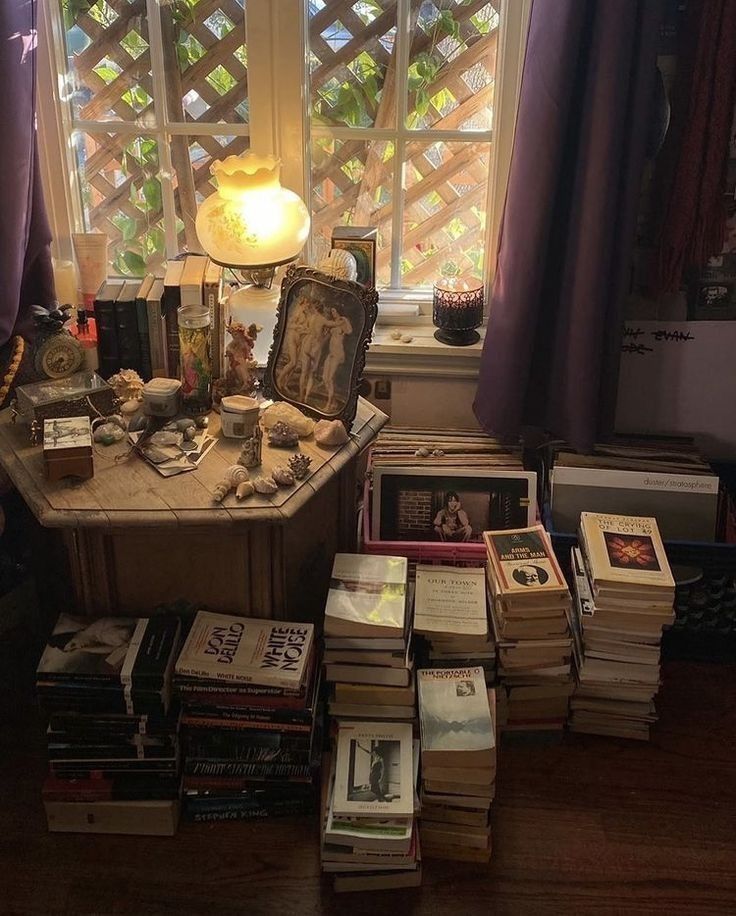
[[0, 0, 54, 348], [474, 0, 664, 452]]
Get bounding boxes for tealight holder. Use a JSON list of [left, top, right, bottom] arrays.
[[432, 276, 484, 346]]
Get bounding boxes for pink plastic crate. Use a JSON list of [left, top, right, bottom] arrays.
[[361, 476, 487, 567]]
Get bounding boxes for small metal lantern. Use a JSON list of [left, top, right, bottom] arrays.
[[432, 276, 484, 346]]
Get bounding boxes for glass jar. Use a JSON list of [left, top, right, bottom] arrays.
[[178, 304, 212, 414]]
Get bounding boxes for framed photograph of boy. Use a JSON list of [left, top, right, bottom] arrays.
[[371, 467, 537, 543], [264, 265, 378, 428]]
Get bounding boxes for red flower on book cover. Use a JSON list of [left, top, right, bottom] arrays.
[[605, 535, 658, 570]]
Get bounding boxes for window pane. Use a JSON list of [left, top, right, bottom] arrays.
[[309, 1, 398, 129], [74, 132, 166, 276], [62, 0, 153, 123], [407, 2, 499, 131], [163, 0, 248, 124], [311, 136, 393, 287], [401, 140, 490, 287], [173, 133, 250, 253]]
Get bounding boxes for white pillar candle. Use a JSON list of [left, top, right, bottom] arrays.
[[53, 259, 78, 307]]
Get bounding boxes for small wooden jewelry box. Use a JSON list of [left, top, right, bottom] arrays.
[[43, 416, 94, 481]]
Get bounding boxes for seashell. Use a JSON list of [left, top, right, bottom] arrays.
[[253, 476, 278, 495], [414, 447, 430, 458], [401, 335, 413, 343], [272, 464, 295, 487], [212, 465, 249, 502], [288, 453, 312, 480], [432, 448, 445, 457], [121, 399, 139, 415], [317, 248, 358, 281], [261, 403, 315, 438], [236, 480, 255, 500], [267, 421, 299, 448], [390, 329, 402, 340], [183, 426, 196, 441], [176, 418, 197, 432], [314, 419, 349, 447], [195, 415, 209, 429]]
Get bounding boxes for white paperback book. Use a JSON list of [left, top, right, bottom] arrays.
[[175, 611, 314, 690], [325, 554, 408, 638], [414, 565, 487, 637], [332, 720, 414, 818]]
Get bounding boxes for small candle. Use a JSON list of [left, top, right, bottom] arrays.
[[53, 259, 78, 307], [432, 275, 484, 346]]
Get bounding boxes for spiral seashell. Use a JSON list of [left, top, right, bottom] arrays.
[[212, 465, 250, 502]]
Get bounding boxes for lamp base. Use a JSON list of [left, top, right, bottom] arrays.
[[433, 327, 480, 347]]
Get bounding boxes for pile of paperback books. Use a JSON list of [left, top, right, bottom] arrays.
[[569, 512, 675, 740], [417, 667, 496, 862], [324, 554, 415, 724], [321, 720, 421, 892], [413, 564, 495, 683], [485, 525, 574, 740], [36, 613, 182, 835], [174, 611, 321, 821]]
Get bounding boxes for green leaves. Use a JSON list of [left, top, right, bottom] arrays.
[[62, 0, 92, 30]]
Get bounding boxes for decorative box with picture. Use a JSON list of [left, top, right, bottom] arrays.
[[264, 265, 378, 429], [331, 227, 377, 288]]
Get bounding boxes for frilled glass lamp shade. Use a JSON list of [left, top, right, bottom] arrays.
[[195, 152, 310, 275]]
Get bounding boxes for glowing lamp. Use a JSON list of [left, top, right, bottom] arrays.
[[195, 152, 310, 278]]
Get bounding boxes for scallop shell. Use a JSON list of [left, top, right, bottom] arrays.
[[317, 248, 358, 282]]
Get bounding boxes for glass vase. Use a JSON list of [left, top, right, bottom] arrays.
[[178, 304, 212, 414]]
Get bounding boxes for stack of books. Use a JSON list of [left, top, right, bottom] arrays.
[[174, 611, 321, 821], [569, 512, 675, 740], [417, 667, 496, 862], [321, 720, 421, 892], [94, 254, 224, 381], [414, 565, 495, 682], [485, 525, 574, 740], [35, 613, 182, 835], [324, 554, 415, 723]]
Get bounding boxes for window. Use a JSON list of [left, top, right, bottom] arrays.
[[39, 0, 529, 303]]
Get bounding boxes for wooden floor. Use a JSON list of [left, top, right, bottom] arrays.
[[1, 626, 735, 916]]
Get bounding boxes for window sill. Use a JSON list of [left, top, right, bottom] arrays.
[[366, 325, 484, 378]]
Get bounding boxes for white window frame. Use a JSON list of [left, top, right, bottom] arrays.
[[38, 0, 530, 326]]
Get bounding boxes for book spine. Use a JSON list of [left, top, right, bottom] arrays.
[[183, 704, 312, 725], [174, 663, 300, 692], [95, 299, 119, 379], [174, 681, 304, 700], [163, 285, 181, 378], [185, 797, 314, 821], [114, 300, 142, 373], [183, 759, 315, 778], [135, 295, 152, 380], [181, 716, 312, 734], [147, 296, 168, 377], [203, 269, 222, 379]]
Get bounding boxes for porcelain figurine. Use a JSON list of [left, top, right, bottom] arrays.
[[212, 319, 261, 405], [237, 423, 263, 469]]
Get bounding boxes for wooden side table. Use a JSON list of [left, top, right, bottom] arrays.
[[0, 399, 387, 622]]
